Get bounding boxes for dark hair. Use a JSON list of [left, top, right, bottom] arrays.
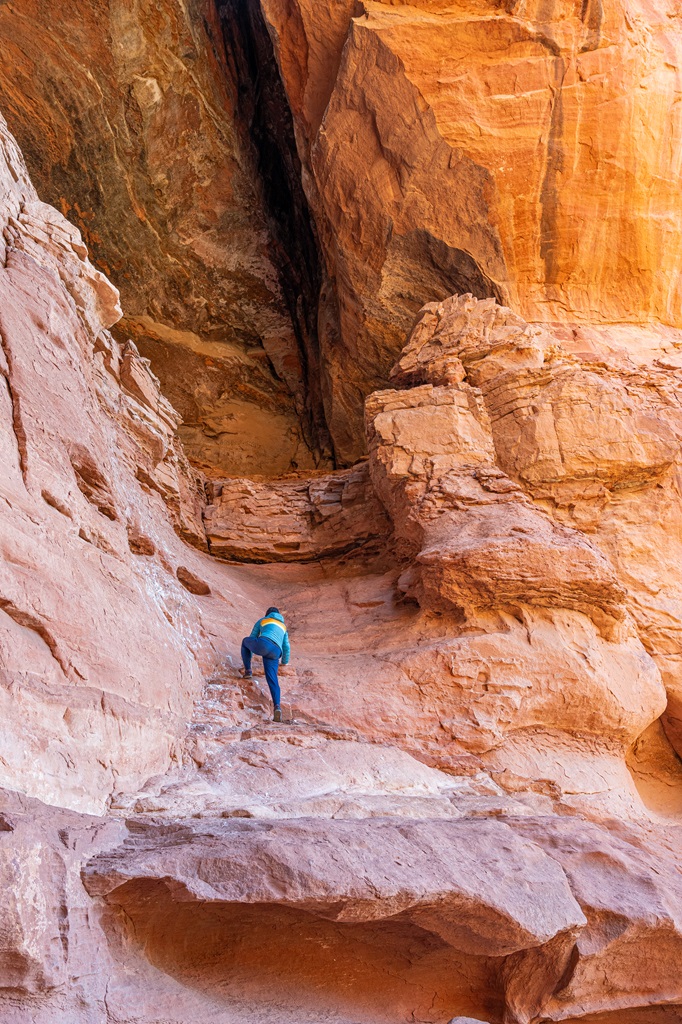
[[266, 606, 280, 616]]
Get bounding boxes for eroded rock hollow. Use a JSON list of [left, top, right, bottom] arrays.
[[0, 2, 681, 1023]]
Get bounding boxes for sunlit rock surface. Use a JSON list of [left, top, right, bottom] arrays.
[[394, 294, 682, 763], [261, 0, 682, 459]]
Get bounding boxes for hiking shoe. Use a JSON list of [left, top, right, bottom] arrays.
[[240, 669, 253, 679], [273, 706, 282, 722]]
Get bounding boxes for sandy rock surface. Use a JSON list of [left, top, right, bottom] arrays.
[[2, 786, 681, 1024], [204, 460, 388, 562], [394, 294, 682, 762], [0, 112, 244, 814], [83, 816, 587, 957]]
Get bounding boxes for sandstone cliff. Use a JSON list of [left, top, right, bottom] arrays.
[[261, 0, 682, 459], [0, 3, 681, 1024], [0, 0, 331, 476]]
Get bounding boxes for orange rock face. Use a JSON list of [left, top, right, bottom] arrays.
[[262, 0, 682, 458], [203, 461, 388, 562], [394, 293, 682, 761], [1, 5, 682, 1024]]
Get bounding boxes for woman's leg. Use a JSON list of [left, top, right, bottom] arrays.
[[241, 637, 255, 675], [262, 656, 281, 709]]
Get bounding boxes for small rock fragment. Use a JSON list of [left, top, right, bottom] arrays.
[[176, 565, 211, 595]]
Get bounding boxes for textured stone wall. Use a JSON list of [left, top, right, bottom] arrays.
[[0, 0, 326, 476], [261, 0, 682, 458], [0, 6, 682, 1024], [0, 112, 243, 813]]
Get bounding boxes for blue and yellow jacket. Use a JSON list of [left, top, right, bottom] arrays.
[[249, 611, 290, 664]]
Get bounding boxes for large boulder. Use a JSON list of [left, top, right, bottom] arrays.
[[395, 293, 682, 759]]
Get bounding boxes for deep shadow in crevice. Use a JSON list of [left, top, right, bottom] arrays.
[[218, 0, 334, 466], [626, 718, 682, 819], [383, 228, 504, 308], [103, 878, 504, 1023], [375, 227, 504, 385]]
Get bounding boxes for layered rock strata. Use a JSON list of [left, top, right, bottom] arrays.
[[3, 785, 682, 1024], [203, 461, 388, 562], [386, 293, 682, 759], [355, 293, 682, 810], [85, 814, 682, 1023], [0, 16, 682, 1024], [0, 112, 230, 814]]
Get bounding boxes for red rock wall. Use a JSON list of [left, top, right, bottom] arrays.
[[261, 0, 682, 459], [0, 6, 681, 1024], [0, 112, 247, 813]]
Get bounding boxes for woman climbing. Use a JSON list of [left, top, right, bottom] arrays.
[[240, 606, 290, 722]]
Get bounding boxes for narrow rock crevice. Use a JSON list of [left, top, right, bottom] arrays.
[[218, 0, 335, 466], [0, 324, 29, 486]]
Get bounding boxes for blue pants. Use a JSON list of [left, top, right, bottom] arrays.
[[241, 636, 281, 708]]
